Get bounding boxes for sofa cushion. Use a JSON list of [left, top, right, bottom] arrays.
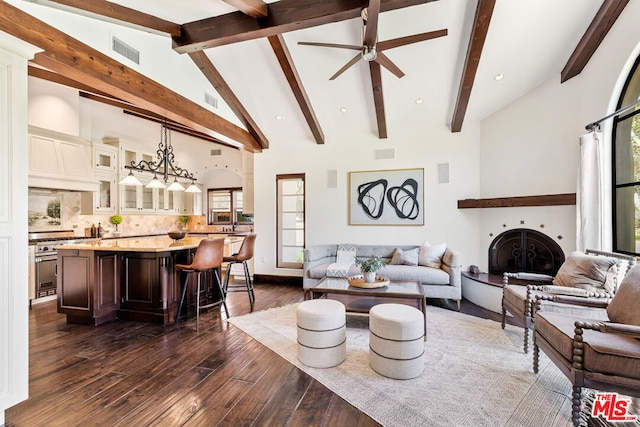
[[379, 265, 450, 285], [418, 242, 446, 268], [552, 251, 619, 294], [607, 264, 640, 326], [536, 311, 640, 380], [390, 247, 419, 266]]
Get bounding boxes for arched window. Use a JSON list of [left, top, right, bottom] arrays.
[[613, 54, 640, 256]]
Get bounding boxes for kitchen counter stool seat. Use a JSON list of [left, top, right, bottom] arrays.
[[175, 238, 228, 331], [223, 233, 257, 311]]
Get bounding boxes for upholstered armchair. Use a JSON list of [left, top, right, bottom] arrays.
[[533, 264, 640, 427], [501, 249, 636, 353]]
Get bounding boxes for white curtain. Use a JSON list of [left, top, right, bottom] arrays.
[[576, 131, 605, 251]]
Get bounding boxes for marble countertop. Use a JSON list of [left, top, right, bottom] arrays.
[[55, 235, 244, 253]]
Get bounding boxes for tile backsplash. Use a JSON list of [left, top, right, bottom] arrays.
[[28, 189, 188, 237]]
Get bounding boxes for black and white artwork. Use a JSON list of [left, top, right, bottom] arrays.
[[348, 168, 424, 225]]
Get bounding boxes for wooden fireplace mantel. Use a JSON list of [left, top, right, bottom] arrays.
[[457, 193, 576, 209]]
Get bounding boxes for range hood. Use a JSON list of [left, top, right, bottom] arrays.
[[28, 126, 98, 192]]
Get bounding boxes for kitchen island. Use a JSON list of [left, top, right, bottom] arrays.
[[56, 236, 244, 325]]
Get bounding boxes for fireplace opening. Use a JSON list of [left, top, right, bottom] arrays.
[[488, 228, 565, 276]]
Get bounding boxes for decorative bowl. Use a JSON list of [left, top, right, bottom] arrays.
[[168, 230, 186, 241]]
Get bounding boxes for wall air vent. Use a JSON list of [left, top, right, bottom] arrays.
[[210, 149, 222, 156], [205, 92, 219, 109], [374, 148, 395, 160], [111, 36, 140, 65]]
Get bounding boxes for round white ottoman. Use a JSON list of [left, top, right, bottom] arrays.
[[297, 299, 346, 368], [369, 303, 425, 379]]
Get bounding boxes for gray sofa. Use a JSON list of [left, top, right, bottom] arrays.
[[303, 244, 462, 309]]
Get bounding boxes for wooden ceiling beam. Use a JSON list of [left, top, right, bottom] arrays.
[[188, 50, 269, 149], [30, 0, 181, 36], [267, 35, 325, 144], [369, 61, 387, 139], [28, 65, 116, 100], [0, 2, 261, 153], [78, 92, 239, 149], [561, 0, 630, 83], [223, 0, 269, 19], [173, 0, 438, 53], [450, 0, 495, 133]]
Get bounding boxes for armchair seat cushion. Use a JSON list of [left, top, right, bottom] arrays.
[[503, 284, 545, 315], [536, 312, 640, 380]]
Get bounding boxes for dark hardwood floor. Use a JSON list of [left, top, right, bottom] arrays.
[[4, 281, 635, 426]]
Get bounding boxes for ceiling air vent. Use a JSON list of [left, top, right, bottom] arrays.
[[205, 92, 219, 109], [210, 149, 222, 156], [374, 148, 395, 160], [111, 36, 140, 65]]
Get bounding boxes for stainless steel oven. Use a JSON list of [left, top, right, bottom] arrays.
[[29, 231, 98, 299]]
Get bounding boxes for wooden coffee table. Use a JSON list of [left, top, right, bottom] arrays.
[[305, 277, 427, 339]]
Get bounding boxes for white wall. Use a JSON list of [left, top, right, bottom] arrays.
[[253, 0, 640, 277], [253, 123, 481, 276], [476, 0, 640, 269]]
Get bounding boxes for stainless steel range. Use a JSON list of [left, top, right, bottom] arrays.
[[28, 230, 97, 299]]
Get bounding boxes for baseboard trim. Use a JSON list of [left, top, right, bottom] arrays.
[[254, 274, 302, 286]]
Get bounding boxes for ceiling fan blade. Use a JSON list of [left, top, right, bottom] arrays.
[[297, 41, 363, 51], [374, 52, 405, 78], [329, 53, 362, 80], [363, 0, 380, 47], [377, 29, 448, 51], [369, 61, 387, 139]]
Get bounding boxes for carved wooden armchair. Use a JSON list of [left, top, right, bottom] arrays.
[[501, 249, 636, 353], [532, 263, 640, 427]]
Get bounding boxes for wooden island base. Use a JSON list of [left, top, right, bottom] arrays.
[[56, 236, 242, 325]]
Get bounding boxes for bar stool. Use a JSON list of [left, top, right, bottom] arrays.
[[175, 238, 229, 331], [223, 233, 256, 310]]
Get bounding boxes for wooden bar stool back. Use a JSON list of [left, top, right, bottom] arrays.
[[223, 233, 257, 310], [175, 238, 228, 330]]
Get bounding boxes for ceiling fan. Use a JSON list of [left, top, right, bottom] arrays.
[[298, 0, 447, 80]]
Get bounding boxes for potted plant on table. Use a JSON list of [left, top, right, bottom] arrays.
[[355, 255, 387, 283], [109, 215, 122, 237]]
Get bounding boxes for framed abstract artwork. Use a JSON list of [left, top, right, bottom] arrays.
[[348, 168, 424, 225]]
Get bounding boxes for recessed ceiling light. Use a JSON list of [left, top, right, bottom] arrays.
[[340, 107, 348, 113], [275, 115, 282, 120], [494, 73, 504, 81], [415, 98, 424, 104]]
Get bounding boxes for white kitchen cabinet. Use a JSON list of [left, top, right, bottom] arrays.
[[93, 145, 117, 174], [181, 184, 204, 215], [81, 172, 117, 214], [157, 187, 180, 213], [119, 174, 155, 213]]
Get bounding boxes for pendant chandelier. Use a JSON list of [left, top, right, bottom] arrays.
[[119, 122, 201, 193]]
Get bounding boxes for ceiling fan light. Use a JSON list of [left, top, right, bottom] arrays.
[[362, 46, 377, 61]]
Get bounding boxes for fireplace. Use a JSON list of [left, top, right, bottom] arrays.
[[488, 228, 565, 276]]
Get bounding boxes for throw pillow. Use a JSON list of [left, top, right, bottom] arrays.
[[390, 248, 403, 265], [542, 285, 590, 297], [336, 244, 357, 265], [607, 264, 640, 326], [418, 242, 446, 269], [552, 251, 619, 294], [390, 248, 419, 266]]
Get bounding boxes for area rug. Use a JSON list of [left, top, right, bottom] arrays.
[[227, 304, 574, 427]]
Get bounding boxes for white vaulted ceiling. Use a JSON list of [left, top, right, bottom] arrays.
[[4, 0, 611, 148]]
